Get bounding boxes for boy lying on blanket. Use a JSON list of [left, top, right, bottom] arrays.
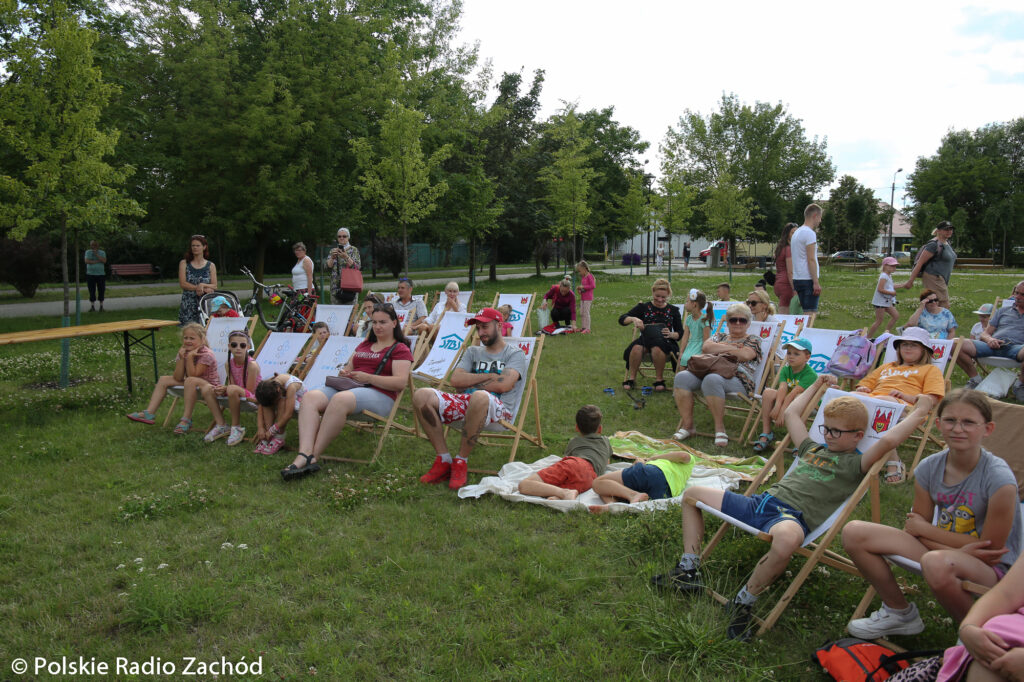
[[650, 373, 929, 642], [588, 450, 695, 511], [517, 405, 611, 500]]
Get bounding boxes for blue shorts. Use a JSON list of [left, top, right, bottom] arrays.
[[792, 279, 819, 313], [720, 491, 811, 536], [620, 463, 671, 500], [971, 340, 1024, 362]]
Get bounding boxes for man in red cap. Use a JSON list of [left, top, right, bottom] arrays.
[[413, 307, 528, 489]]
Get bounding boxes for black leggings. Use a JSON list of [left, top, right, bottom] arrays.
[[551, 306, 573, 326], [87, 274, 106, 303]]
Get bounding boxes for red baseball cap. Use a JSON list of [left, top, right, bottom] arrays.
[[467, 307, 503, 325]]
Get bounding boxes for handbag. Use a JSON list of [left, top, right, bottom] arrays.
[[339, 266, 363, 292], [686, 352, 738, 379], [324, 342, 400, 391]]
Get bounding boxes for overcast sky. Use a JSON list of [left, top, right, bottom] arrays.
[[457, 0, 1024, 205]]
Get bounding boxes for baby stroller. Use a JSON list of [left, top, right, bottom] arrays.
[[198, 290, 243, 327]]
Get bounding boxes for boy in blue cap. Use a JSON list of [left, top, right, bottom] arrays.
[[752, 337, 816, 453]]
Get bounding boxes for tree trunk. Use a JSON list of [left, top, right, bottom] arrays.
[[61, 214, 70, 319], [488, 235, 497, 282], [402, 221, 409, 277], [468, 236, 476, 288]]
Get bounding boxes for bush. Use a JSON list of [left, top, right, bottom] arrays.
[[582, 251, 605, 263], [0, 236, 57, 297], [371, 237, 406, 278], [621, 252, 641, 266]]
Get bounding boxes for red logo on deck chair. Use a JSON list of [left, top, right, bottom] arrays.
[[520, 296, 529, 305], [872, 408, 895, 434], [931, 344, 945, 359], [759, 326, 770, 338]]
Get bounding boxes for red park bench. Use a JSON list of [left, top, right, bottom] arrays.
[[109, 263, 161, 280]]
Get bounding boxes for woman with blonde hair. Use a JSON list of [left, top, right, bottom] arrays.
[[410, 281, 465, 335], [745, 289, 777, 323], [618, 278, 683, 392]]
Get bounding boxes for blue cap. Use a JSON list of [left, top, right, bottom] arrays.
[[782, 337, 813, 353], [211, 295, 231, 310]]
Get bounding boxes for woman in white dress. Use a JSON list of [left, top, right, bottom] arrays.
[[291, 242, 315, 295]]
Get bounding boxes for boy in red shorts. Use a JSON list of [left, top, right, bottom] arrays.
[[517, 405, 611, 500]]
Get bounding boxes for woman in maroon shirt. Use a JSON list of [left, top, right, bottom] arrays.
[[540, 277, 577, 329], [773, 222, 798, 314]]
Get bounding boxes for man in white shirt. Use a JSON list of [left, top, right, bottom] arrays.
[[789, 203, 823, 313]]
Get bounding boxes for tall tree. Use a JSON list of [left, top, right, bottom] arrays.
[[660, 93, 834, 239], [698, 173, 757, 264], [351, 102, 452, 275], [819, 175, 883, 253], [539, 107, 599, 267]]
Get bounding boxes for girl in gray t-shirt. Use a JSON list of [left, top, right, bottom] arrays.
[[843, 390, 1022, 640]]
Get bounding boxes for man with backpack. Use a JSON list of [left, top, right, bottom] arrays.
[[900, 220, 957, 308]]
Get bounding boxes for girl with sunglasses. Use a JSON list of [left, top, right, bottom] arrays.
[[208, 330, 262, 446], [842, 389, 1022, 642]]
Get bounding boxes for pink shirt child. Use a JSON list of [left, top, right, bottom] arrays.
[[227, 357, 262, 399], [179, 345, 221, 385], [579, 273, 596, 301]]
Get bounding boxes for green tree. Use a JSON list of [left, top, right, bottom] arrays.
[[0, 4, 142, 316], [658, 175, 697, 246], [351, 102, 452, 275], [539, 107, 599, 268], [660, 93, 834, 238], [698, 173, 757, 265], [615, 170, 648, 262], [819, 175, 883, 253]]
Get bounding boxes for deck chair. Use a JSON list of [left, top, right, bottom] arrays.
[[435, 289, 474, 312], [874, 336, 961, 473], [300, 335, 365, 392], [429, 336, 546, 472], [774, 313, 815, 359], [622, 312, 684, 384], [792, 327, 855, 376], [412, 312, 474, 387], [492, 293, 536, 337], [313, 305, 355, 337], [849, 397, 1024, 634], [686, 321, 783, 441], [161, 316, 256, 426], [692, 387, 906, 637]]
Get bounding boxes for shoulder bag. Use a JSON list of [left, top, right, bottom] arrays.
[[686, 352, 738, 380], [325, 342, 399, 391]]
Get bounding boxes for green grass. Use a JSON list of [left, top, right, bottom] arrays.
[[0, 269, 1020, 680]]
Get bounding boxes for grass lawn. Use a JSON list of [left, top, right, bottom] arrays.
[[0, 269, 1020, 680]]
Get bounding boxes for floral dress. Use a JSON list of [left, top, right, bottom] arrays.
[[179, 260, 212, 325]]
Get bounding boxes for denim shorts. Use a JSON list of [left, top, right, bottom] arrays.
[[971, 340, 1024, 361], [792, 279, 819, 313], [620, 462, 671, 499], [720, 491, 811, 536]]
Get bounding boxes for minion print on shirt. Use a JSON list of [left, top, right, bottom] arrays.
[[937, 504, 980, 538]]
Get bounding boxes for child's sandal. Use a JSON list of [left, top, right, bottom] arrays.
[[752, 432, 774, 453], [127, 410, 156, 425], [173, 417, 192, 435], [883, 460, 906, 485], [714, 432, 729, 448]]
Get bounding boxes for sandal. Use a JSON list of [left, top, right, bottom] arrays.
[[752, 432, 774, 453], [203, 424, 231, 443], [281, 453, 320, 481], [127, 410, 156, 425], [173, 417, 192, 435], [672, 428, 692, 441], [883, 459, 906, 485], [263, 435, 286, 455], [714, 432, 729, 448], [653, 380, 667, 392], [622, 379, 636, 390]]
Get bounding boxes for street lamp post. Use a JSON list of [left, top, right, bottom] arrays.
[[644, 173, 653, 276], [889, 168, 902, 254]]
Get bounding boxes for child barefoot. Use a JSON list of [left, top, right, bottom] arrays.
[[210, 330, 261, 445], [517, 405, 612, 500], [753, 338, 816, 453], [867, 257, 900, 338], [253, 373, 305, 454], [126, 322, 220, 432], [589, 449, 694, 512]]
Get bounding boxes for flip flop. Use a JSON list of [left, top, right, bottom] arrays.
[[126, 410, 155, 425]]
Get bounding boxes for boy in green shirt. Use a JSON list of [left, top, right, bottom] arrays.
[[518, 405, 612, 501], [651, 374, 928, 641], [588, 450, 694, 510], [753, 337, 817, 453]]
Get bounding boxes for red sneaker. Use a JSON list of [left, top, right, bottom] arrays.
[[448, 458, 468, 489], [419, 456, 451, 484]]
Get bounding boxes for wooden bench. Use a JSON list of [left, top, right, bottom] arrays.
[[955, 257, 998, 270], [110, 263, 161, 280]]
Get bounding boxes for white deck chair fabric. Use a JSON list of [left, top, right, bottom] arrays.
[[794, 327, 854, 375], [375, 292, 425, 304], [774, 314, 815, 359], [881, 336, 957, 370], [730, 321, 781, 398], [314, 305, 354, 336], [698, 388, 906, 545], [414, 312, 474, 381], [254, 332, 311, 377], [495, 294, 533, 337], [300, 336, 363, 392]]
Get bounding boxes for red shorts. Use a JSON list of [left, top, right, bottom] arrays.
[[537, 456, 598, 493], [431, 389, 512, 426]]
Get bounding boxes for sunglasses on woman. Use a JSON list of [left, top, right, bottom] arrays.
[[745, 300, 760, 307], [727, 317, 749, 324], [373, 303, 395, 312]]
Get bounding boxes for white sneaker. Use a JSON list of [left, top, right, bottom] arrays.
[[847, 603, 924, 638], [204, 424, 231, 443], [226, 426, 246, 446]]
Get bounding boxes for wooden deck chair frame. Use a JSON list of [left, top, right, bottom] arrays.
[[686, 321, 783, 441], [423, 336, 546, 473], [320, 372, 420, 467], [622, 312, 684, 384], [161, 315, 258, 426], [849, 396, 1024, 646], [694, 386, 906, 637], [491, 292, 536, 337]]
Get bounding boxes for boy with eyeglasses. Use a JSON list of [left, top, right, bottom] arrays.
[[652, 373, 928, 641]]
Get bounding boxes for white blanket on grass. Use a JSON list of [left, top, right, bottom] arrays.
[[457, 454, 743, 514]]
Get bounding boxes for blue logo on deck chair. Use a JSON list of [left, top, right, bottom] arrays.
[[507, 308, 523, 323], [439, 333, 464, 351]]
